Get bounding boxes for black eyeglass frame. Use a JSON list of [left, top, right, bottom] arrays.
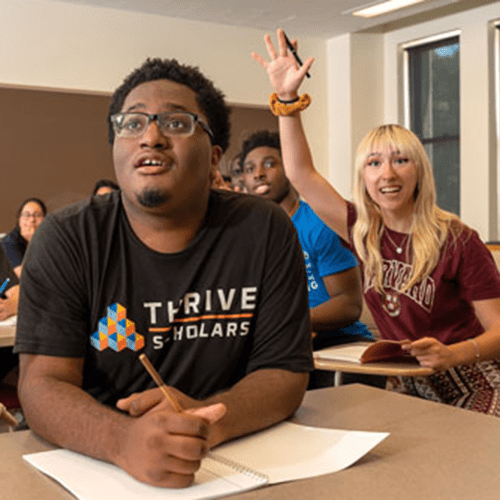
[[110, 111, 214, 142]]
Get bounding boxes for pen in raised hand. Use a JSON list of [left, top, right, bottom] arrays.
[[283, 31, 311, 78]]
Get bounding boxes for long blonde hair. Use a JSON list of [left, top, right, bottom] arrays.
[[352, 124, 462, 294]]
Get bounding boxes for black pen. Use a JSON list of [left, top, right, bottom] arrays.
[[283, 31, 311, 78]]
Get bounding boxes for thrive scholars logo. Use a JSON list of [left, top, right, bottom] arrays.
[[90, 303, 145, 352]]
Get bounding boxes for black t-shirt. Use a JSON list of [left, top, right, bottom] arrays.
[[15, 190, 313, 405]]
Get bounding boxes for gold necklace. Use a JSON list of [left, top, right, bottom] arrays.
[[384, 229, 410, 255]]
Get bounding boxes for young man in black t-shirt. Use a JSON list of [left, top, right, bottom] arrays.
[[15, 58, 313, 488]]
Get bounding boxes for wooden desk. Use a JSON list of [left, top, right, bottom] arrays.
[[0, 323, 16, 347], [2, 385, 500, 499], [314, 342, 434, 385]]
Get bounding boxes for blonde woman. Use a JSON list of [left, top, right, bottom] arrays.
[[252, 29, 500, 414]]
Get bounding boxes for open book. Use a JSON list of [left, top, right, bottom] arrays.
[[314, 340, 414, 364], [24, 421, 388, 500]]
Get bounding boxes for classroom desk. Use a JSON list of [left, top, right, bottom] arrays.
[[314, 356, 434, 385], [2, 384, 500, 499], [314, 342, 434, 385], [0, 323, 16, 347]]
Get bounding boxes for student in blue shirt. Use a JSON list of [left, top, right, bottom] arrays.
[[240, 131, 379, 388], [241, 130, 371, 344]]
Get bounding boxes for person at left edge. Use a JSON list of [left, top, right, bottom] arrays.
[[0, 247, 20, 382], [1, 197, 47, 277], [14, 58, 313, 488]]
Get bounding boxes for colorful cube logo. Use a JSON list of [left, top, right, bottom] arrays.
[[90, 331, 108, 351], [126, 332, 145, 351], [91, 303, 144, 353]]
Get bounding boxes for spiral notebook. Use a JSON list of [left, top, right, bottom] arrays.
[[24, 421, 388, 500]]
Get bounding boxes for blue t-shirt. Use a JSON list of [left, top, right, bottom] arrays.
[[291, 201, 371, 340]]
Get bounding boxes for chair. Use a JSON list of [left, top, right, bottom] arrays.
[[360, 297, 380, 339], [486, 242, 500, 271], [0, 383, 20, 409], [0, 384, 20, 429]]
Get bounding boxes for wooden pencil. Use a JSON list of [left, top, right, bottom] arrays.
[[138, 353, 183, 413]]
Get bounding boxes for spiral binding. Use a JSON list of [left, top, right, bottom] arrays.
[[208, 452, 269, 484]]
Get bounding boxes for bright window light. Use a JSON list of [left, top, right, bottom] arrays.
[[352, 0, 426, 18]]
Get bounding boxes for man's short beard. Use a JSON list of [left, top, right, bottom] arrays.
[[136, 189, 168, 208]]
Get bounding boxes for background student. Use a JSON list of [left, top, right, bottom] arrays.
[[92, 179, 119, 196], [0, 247, 20, 384], [240, 130, 385, 389], [251, 29, 500, 415], [15, 57, 312, 487], [1, 197, 46, 277]]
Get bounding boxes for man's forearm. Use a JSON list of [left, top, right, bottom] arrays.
[[202, 369, 308, 447], [20, 375, 130, 464]]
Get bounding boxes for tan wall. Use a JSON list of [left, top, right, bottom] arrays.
[[0, 86, 114, 229], [0, 85, 278, 230], [383, 2, 500, 240], [0, 0, 328, 214], [326, 2, 500, 240]]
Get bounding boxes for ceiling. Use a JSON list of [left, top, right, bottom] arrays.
[[48, 0, 498, 38]]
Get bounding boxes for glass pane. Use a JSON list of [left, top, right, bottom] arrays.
[[410, 40, 459, 139], [430, 44, 460, 137], [409, 36, 460, 215], [424, 139, 460, 215]]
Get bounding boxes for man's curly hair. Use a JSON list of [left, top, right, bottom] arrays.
[[107, 58, 231, 151], [240, 130, 281, 166]]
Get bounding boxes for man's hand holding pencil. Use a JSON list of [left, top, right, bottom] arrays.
[[115, 355, 226, 488]]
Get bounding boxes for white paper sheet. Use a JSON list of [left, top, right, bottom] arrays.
[[24, 422, 388, 500]]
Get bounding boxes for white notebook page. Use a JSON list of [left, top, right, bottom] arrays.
[[24, 422, 388, 500]]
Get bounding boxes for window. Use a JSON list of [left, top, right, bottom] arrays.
[[406, 35, 460, 215], [494, 21, 500, 239]]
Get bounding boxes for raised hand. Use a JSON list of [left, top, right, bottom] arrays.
[[251, 28, 314, 100]]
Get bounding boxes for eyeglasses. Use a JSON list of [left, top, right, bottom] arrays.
[[110, 111, 214, 142], [20, 212, 44, 219]]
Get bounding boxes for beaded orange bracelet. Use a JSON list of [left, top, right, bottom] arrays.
[[269, 92, 311, 116]]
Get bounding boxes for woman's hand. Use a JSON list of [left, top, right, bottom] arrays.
[[251, 28, 314, 101], [402, 337, 458, 371]]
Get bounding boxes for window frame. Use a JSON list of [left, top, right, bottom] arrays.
[[401, 30, 461, 215], [493, 20, 500, 238], [401, 30, 461, 129]]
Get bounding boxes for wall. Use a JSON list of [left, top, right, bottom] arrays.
[[326, 2, 500, 240], [0, 0, 328, 224], [0, 86, 114, 229], [326, 33, 385, 200], [384, 2, 500, 240], [0, 86, 279, 230]]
